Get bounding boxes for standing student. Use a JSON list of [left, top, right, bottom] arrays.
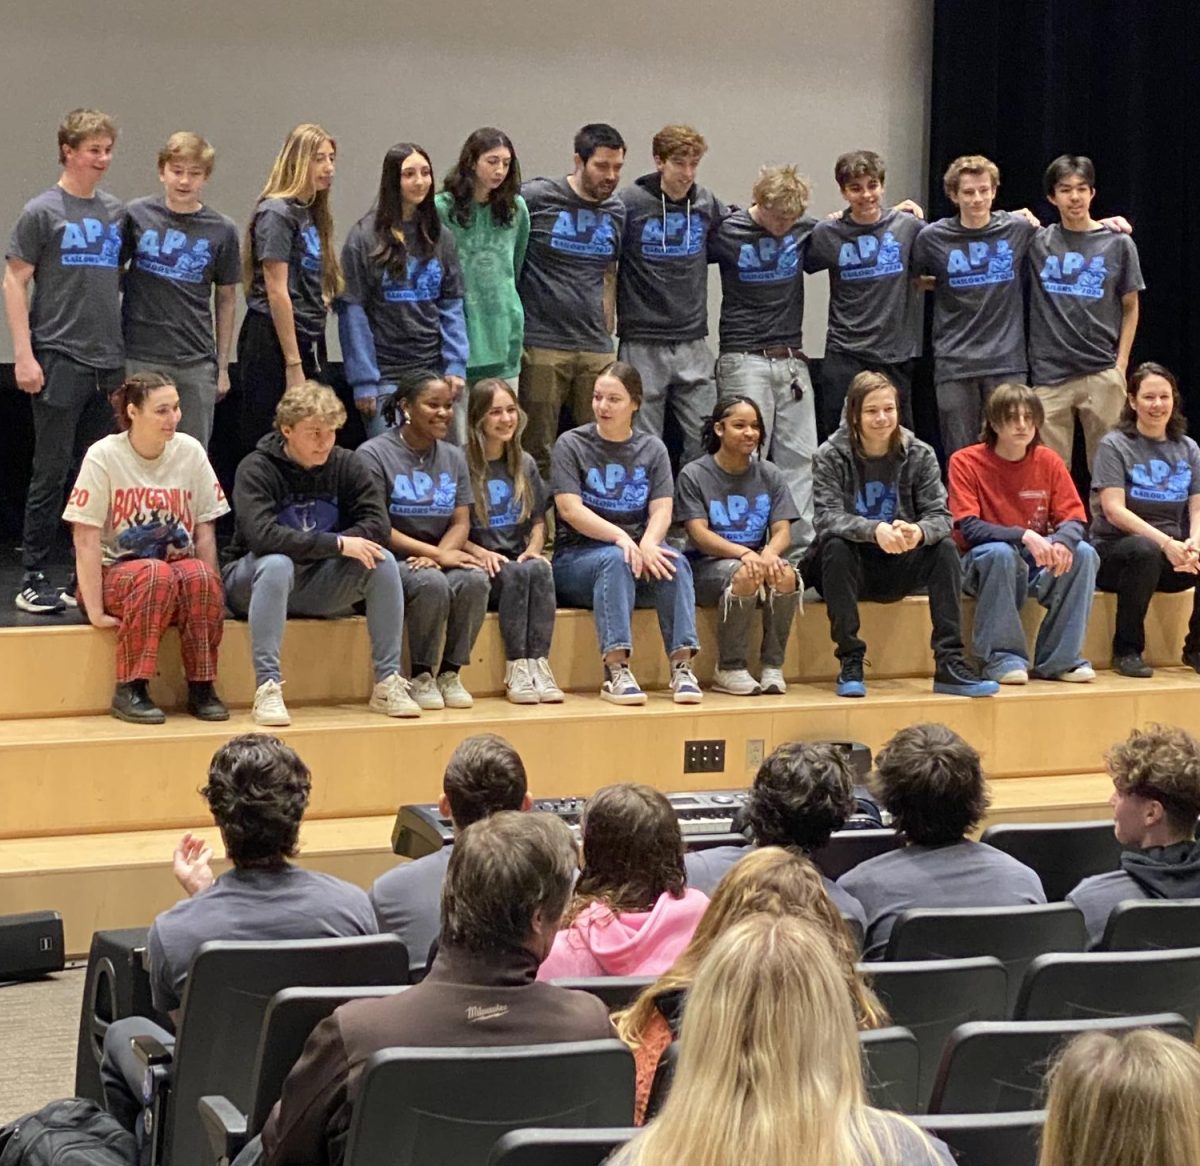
[[463, 379, 563, 704], [238, 124, 341, 450], [339, 142, 467, 440], [552, 362, 701, 706], [122, 132, 240, 449], [6, 108, 124, 613], [435, 127, 529, 441], [675, 395, 800, 696], [356, 372, 490, 711]]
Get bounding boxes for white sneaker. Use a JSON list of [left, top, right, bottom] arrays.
[[504, 659, 539, 705], [996, 667, 1029, 685], [600, 663, 647, 706], [1052, 663, 1096, 683], [530, 657, 565, 703], [712, 667, 761, 696], [760, 666, 787, 695], [369, 673, 421, 718], [410, 672, 445, 710], [437, 671, 474, 709], [253, 679, 291, 726], [670, 661, 703, 705]]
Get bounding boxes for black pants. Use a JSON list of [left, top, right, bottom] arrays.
[[819, 351, 915, 441], [236, 309, 323, 457], [818, 535, 965, 663], [1096, 534, 1200, 656]]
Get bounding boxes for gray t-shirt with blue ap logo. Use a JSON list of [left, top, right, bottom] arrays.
[[245, 197, 326, 341], [1090, 430, 1200, 545], [7, 185, 124, 368], [468, 451, 547, 559], [675, 454, 797, 554]]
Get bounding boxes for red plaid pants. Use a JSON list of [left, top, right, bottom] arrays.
[[102, 558, 224, 683]]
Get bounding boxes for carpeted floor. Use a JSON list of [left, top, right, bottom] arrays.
[[0, 965, 86, 1122]]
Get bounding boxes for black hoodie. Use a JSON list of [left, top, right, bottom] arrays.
[[1121, 840, 1200, 898]]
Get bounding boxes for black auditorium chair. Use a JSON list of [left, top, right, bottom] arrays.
[[979, 821, 1121, 902], [552, 976, 657, 1011], [863, 957, 1008, 1111], [1013, 947, 1200, 1027], [884, 904, 1088, 1014], [133, 935, 408, 1166], [199, 985, 407, 1165], [487, 1128, 636, 1166], [1098, 898, 1200, 951], [342, 1040, 635, 1166], [809, 829, 904, 881], [926, 1012, 1192, 1114], [859, 1026, 920, 1114], [914, 1111, 1045, 1166]]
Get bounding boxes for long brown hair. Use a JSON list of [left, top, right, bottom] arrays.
[[466, 379, 534, 529], [846, 371, 903, 458]]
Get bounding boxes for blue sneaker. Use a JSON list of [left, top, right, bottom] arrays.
[[15, 571, 66, 614], [836, 656, 866, 698], [601, 663, 647, 706], [934, 656, 999, 698]]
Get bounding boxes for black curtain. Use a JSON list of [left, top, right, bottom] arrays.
[[929, 0, 1200, 417]]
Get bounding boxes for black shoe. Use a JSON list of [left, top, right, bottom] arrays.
[[836, 655, 866, 698], [187, 681, 229, 721], [933, 656, 1000, 698], [1113, 652, 1153, 679], [1182, 648, 1200, 675], [111, 680, 166, 724], [60, 572, 79, 609], [15, 571, 66, 614]]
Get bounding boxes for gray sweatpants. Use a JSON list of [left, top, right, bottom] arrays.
[[126, 357, 220, 449], [222, 551, 403, 685], [619, 338, 716, 466], [692, 556, 801, 669], [398, 561, 490, 674]]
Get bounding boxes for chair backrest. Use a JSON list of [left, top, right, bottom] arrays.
[[885, 904, 1088, 1014], [810, 829, 904, 880], [1014, 947, 1200, 1026], [343, 1040, 636, 1166], [859, 1026, 920, 1114], [914, 1111, 1045, 1166], [169, 935, 409, 1166], [552, 976, 657, 1011], [863, 957, 1008, 1111], [980, 821, 1120, 901], [487, 1127, 636, 1166], [927, 1012, 1192, 1114], [1099, 898, 1200, 951], [643, 1038, 678, 1122]]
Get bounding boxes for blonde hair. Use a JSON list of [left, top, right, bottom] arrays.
[[1039, 1030, 1200, 1166], [652, 125, 707, 162], [616, 847, 886, 1049], [943, 154, 1000, 201], [466, 379, 534, 529], [751, 164, 812, 218], [611, 915, 942, 1166], [58, 109, 117, 163], [158, 131, 215, 177], [274, 381, 346, 431], [244, 124, 344, 303]]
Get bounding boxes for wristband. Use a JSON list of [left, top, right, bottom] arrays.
[[285, 358, 303, 368], [739, 550, 752, 560], [337, 536, 344, 552]]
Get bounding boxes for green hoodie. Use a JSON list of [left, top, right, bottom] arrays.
[[434, 190, 530, 381]]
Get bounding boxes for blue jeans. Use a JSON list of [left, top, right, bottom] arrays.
[[553, 542, 699, 658], [962, 541, 1098, 678]]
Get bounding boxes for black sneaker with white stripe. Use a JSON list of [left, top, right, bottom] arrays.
[[60, 572, 79, 608], [16, 571, 66, 614]]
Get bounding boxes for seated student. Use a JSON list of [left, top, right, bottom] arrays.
[[675, 395, 800, 697], [616, 847, 887, 1124], [537, 783, 709, 980], [64, 372, 229, 724], [462, 378, 563, 703], [356, 371, 490, 709], [1067, 724, 1200, 946], [223, 381, 416, 726], [839, 723, 1046, 959], [551, 361, 701, 705], [101, 734, 378, 1135], [684, 741, 867, 929], [261, 812, 614, 1166], [949, 383, 1099, 683], [811, 371, 998, 699], [609, 914, 952, 1166], [1038, 1028, 1200, 1166], [370, 733, 532, 970], [1091, 362, 1200, 678]]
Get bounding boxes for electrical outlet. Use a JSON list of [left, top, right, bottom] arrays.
[[746, 738, 765, 768], [684, 739, 726, 773]]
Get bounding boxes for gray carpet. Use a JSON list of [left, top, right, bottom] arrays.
[[0, 965, 86, 1123]]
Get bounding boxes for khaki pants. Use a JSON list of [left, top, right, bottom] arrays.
[[1035, 367, 1126, 470], [519, 346, 614, 477]]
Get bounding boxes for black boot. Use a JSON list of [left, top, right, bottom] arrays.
[[187, 681, 229, 722], [111, 680, 166, 724]]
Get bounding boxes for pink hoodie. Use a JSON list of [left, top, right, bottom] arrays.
[[536, 887, 710, 980]]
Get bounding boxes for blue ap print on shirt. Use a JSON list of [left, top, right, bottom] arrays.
[[388, 470, 459, 517], [301, 225, 322, 272], [382, 257, 443, 303], [838, 231, 904, 282], [737, 234, 799, 284], [855, 480, 898, 521], [582, 463, 650, 514], [1038, 252, 1109, 300], [1128, 458, 1192, 504], [487, 477, 523, 529], [277, 496, 340, 533], [550, 209, 617, 258], [709, 493, 772, 546], [946, 239, 1014, 289], [61, 218, 121, 268], [640, 211, 705, 260], [135, 229, 213, 284]]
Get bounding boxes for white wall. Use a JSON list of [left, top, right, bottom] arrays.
[[0, 0, 931, 361]]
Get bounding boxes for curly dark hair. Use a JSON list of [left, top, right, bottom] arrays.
[[200, 734, 312, 866], [570, 783, 686, 922], [1108, 724, 1200, 836], [870, 723, 989, 845], [747, 742, 857, 852], [443, 733, 528, 829]]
